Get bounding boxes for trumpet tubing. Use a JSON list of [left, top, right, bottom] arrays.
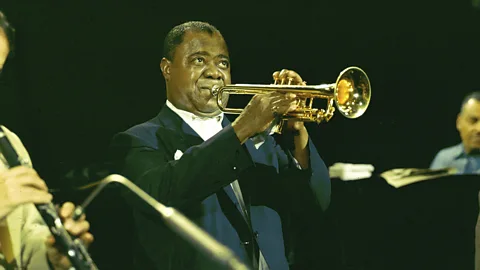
[[211, 66, 371, 125]]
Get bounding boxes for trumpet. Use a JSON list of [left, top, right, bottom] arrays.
[[211, 66, 371, 134]]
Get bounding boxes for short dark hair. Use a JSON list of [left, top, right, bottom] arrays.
[[0, 10, 15, 54], [460, 91, 480, 112], [163, 21, 221, 61]]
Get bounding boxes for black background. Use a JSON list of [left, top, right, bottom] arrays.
[[1, 0, 480, 269]]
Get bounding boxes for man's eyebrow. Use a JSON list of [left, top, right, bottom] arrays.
[[217, 54, 230, 61], [188, 51, 210, 57], [188, 51, 230, 61]]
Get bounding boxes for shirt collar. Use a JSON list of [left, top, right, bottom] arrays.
[[454, 143, 469, 159], [165, 100, 223, 124]]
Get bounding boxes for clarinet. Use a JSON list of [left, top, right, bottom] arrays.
[[0, 127, 98, 270]]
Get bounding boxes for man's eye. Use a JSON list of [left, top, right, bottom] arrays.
[[219, 60, 229, 68], [194, 57, 204, 64]]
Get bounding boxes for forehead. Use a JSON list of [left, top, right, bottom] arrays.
[[462, 99, 480, 116], [0, 29, 9, 69], [174, 31, 228, 59]]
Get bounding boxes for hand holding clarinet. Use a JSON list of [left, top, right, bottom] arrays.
[[0, 127, 97, 270]]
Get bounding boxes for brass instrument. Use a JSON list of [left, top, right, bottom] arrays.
[[211, 66, 371, 133]]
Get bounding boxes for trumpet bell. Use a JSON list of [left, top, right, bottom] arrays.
[[335, 67, 371, 119]]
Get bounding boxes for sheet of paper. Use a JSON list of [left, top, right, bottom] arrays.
[[380, 167, 458, 188]]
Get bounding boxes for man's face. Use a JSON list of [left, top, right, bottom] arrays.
[[457, 98, 480, 154], [161, 31, 231, 117], [0, 29, 9, 73]]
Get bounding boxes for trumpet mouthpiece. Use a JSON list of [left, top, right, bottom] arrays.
[[211, 85, 220, 97]]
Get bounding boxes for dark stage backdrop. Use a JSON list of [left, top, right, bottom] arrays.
[[0, 0, 479, 269], [0, 0, 479, 182]]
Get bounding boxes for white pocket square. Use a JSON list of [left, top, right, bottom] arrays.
[[174, 150, 183, 160]]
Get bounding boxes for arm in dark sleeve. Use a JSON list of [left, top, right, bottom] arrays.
[[109, 125, 253, 209], [245, 134, 330, 214], [273, 136, 333, 269], [275, 135, 331, 212]]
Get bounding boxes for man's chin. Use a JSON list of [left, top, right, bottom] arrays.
[[196, 107, 222, 117], [468, 140, 480, 154]]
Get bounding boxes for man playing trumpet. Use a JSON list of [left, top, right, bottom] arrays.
[[109, 21, 331, 270]]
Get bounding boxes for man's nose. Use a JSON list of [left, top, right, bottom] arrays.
[[204, 64, 223, 80], [474, 121, 480, 133]]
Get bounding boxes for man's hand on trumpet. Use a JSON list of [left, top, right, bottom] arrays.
[[231, 68, 310, 169], [272, 69, 310, 169], [231, 82, 298, 144], [272, 69, 307, 132]]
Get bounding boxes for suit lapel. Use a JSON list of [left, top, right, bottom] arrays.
[[155, 106, 203, 157], [155, 106, 242, 205], [219, 117, 255, 212], [221, 116, 257, 158], [221, 116, 276, 169], [217, 117, 260, 268]]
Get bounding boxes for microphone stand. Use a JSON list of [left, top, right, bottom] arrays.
[[71, 174, 251, 270]]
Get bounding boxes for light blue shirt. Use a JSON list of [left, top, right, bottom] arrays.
[[430, 143, 480, 174]]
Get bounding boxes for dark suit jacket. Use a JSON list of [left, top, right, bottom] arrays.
[[108, 105, 331, 270]]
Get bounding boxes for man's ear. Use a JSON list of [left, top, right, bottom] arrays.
[[160, 57, 171, 81], [456, 113, 462, 131]]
